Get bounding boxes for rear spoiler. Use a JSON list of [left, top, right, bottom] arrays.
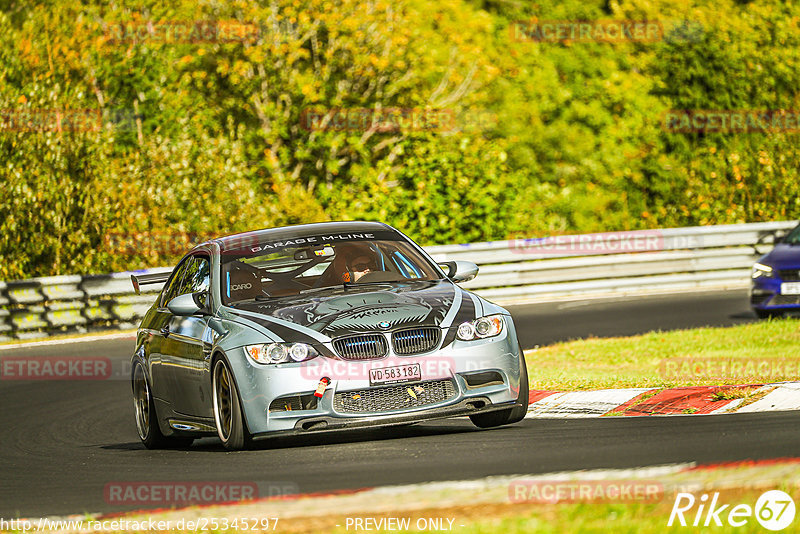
[[131, 272, 171, 295]]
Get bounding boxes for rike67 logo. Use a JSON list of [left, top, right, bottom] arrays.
[[669, 490, 796, 530]]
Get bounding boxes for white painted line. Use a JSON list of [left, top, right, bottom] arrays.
[[764, 381, 800, 390], [0, 331, 136, 351], [710, 398, 744, 414], [526, 388, 653, 418], [735, 385, 800, 413], [525, 392, 568, 416]]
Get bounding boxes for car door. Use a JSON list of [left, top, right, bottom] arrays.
[[148, 258, 190, 404], [159, 254, 214, 418]]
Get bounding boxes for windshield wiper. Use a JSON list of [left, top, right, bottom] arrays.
[[299, 285, 345, 295], [298, 280, 405, 294], [343, 280, 405, 287], [253, 294, 300, 301]]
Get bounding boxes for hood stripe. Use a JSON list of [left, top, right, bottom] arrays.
[[229, 315, 283, 343], [467, 291, 484, 317], [440, 292, 476, 348], [439, 286, 463, 329], [228, 308, 331, 343], [228, 312, 338, 359]]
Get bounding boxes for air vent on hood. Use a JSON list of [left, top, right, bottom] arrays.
[[333, 334, 388, 360]]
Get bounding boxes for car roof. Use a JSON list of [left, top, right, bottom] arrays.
[[211, 221, 396, 251]]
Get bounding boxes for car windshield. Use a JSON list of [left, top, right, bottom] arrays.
[[783, 225, 800, 245], [220, 233, 441, 304]]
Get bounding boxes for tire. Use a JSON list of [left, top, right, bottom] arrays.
[[212, 358, 253, 450], [470, 349, 529, 429], [132, 363, 193, 449]]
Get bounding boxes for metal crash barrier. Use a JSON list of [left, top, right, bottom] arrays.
[[1, 221, 795, 340]]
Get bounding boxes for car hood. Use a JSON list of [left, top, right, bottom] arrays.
[[760, 244, 800, 268], [227, 280, 469, 339]]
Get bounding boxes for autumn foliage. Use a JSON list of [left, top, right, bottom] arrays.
[[1, 0, 799, 278]]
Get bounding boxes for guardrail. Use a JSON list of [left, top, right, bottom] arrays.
[[433, 221, 797, 302], [1, 221, 795, 340]]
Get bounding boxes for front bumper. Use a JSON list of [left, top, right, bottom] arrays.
[[252, 398, 520, 440], [751, 276, 800, 311], [229, 322, 524, 436]]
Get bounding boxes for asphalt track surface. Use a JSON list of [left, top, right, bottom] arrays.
[[3, 288, 799, 518]]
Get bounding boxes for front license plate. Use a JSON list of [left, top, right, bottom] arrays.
[[369, 363, 422, 386], [781, 282, 800, 295]]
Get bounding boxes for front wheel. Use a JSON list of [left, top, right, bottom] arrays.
[[212, 358, 253, 450], [470, 351, 529, 429], [132, 363, 193, 449]]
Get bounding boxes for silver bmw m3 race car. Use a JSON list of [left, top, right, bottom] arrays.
[[130, 221, 528, 450]]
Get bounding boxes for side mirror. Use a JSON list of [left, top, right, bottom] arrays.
[[167, 293, 206, 316], [439, 260, 479, 283]]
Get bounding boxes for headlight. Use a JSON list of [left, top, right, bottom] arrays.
[[245, 343, 318, 364], [752, 263, 774, 279], [457, 314, 505, 341]]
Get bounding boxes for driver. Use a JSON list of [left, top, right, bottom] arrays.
[[347, 253, 378, 282], [334, 244, 380, 283]]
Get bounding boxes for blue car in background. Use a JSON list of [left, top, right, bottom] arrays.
[[751, 223, 800, 318]]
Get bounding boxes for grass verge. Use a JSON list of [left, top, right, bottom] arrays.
[[522, 318, 800, 390]]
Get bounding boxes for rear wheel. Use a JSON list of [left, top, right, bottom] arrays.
[[212, 358, 253, 450], [470, 350, 529, 428], [132, 363, 193, 449]]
